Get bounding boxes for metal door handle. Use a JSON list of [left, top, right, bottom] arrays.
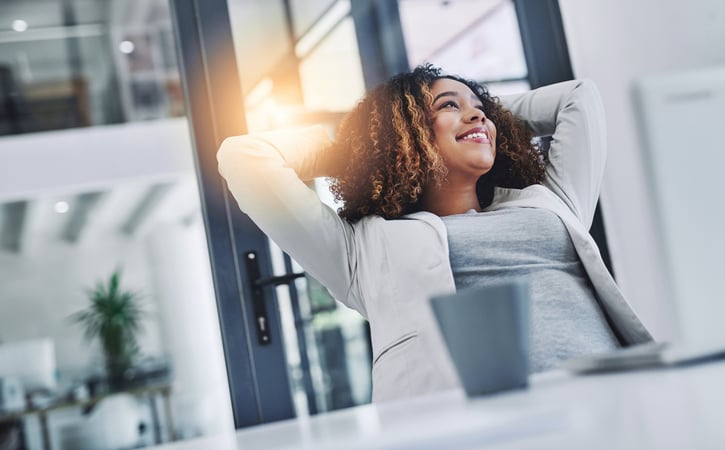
[[244, 251, 305, 345]]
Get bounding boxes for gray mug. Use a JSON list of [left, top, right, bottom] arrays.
[[430, 280, 530, 397]]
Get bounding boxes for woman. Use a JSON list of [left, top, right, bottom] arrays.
[[217, 64, 651, 402]]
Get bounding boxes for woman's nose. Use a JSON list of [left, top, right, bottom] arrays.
[[465, 108, 484, 123]]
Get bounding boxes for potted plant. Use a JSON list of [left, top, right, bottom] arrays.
[[71, 269, 145, 389]]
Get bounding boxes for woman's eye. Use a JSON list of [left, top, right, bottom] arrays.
[[440, 101, 459, 110]]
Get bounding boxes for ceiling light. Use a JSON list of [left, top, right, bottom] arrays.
[[54, 201, 69, 214], [119, 40, 135, 54], [12, 19, 28, 32]]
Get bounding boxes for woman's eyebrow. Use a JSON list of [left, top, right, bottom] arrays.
[[433, 91, 482, 107], [433, 91, 459, 103]]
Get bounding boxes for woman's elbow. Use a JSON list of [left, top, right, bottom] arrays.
[[217, 135, 243, 167], [217, 135, 259, 180]]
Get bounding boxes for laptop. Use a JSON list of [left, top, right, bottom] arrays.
[[563, 66, 725, 373]]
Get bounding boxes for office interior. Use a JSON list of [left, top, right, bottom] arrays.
[[0, 0, 723, 449]]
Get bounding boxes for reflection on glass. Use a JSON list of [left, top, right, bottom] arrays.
[[298, 17, 365, 112], [0, 0, 184, 136], [400, 0, 528, 85], [111, 25, 184, 123], [288, 0, 337, 39], [227, 0, 291, 97]]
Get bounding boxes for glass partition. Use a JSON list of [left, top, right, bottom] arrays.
[[228, 0, 371, 419], [0, 1, 233, 449], [399, 0, 530, 95], [0, 0, 184, 136]]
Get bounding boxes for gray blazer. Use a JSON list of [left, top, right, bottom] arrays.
[[217, 79, 652, 403]]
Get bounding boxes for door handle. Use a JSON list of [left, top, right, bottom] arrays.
[[244, 251, 305, 345]]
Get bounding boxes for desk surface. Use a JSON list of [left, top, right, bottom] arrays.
[[0, 382, 171, 421], [148, 360, 725, 450]]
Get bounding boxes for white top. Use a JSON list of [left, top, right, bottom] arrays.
[[217, 79, 652, 403]]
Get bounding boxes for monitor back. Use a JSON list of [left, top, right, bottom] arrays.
[[634, 66, 725, 351]]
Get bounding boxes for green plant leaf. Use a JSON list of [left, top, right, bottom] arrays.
[[68, 268, 146, 380]]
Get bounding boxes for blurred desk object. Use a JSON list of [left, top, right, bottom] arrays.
[[0, 382, 174, 450], [147, 359, 725, 450], [0, 339, 57, 395]]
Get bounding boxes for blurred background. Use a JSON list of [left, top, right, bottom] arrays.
[[0, 0, 723, 449]]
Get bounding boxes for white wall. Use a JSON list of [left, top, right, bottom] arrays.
[[146, 223, 235, 438], [558, 0, 725, 339], [0, 117, 193, 202]]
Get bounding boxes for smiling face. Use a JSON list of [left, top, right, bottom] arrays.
[[430, 78, 497, 183]]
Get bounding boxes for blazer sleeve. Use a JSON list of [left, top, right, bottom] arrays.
[[217, 125, 366, 317], [499, 79, 607, 229]]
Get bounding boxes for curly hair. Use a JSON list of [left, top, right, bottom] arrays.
[[328, 64, 547, 223]]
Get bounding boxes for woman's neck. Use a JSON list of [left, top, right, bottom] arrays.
[[420, 182, 481, 217]]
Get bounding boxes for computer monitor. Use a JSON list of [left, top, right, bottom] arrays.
[[562, 67, 725, 373], [0, 338, 57, 392], [634, 65, 725, 353]]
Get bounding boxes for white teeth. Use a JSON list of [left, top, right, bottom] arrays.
[[461, 132, 488, 140]]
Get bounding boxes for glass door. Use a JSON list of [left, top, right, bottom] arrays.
[[168, 0, 377, 426], [225, 0, 376, 419]]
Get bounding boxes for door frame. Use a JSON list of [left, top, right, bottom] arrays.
[[169, 0, 295, 427]]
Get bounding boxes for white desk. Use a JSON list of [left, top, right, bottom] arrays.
[[149, 360, 725, 449], [0, 382, 175, 450]]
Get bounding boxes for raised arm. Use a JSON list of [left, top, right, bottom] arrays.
[[500, 80, 607, 228], [217, 126, 365, 316]]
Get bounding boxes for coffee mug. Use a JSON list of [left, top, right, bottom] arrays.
[[430, 280, 530, 397]]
